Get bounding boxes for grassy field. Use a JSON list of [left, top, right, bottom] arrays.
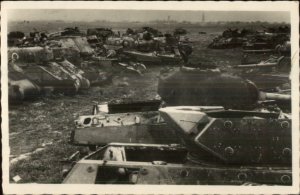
[[8, 25, 259, 183]]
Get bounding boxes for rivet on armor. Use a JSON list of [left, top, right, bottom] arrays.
[[118, 168, 126, 175], [224, 120, 233, 129], [140, 168, 148, 175], [282, 148, 291, 157], [281, 121, 290, 129], [129, 172, 139, 184], [180, 169, 189, 177], [92, 117, 98, 125], [237, 172, 247, 181], [86, 166, 94, 173], [280, 174, 291, 184], [135, 116, 141, 124], [225, 146, 234, 156]]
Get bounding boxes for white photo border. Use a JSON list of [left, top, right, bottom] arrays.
[[1, 1, 299, 194]]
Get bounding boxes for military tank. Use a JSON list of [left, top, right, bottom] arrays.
[[70, 66, 290, 148], [64, 64, 291, 185], [157, 66, 290, 110], [63, 106, 291, 185], [70, 100, 181, 147]]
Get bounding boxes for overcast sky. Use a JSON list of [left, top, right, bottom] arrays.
[[8, 9, 290, 23]]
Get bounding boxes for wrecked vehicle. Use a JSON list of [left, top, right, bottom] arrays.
[[7, 27, 119, 103], [70, 100, 180, 146], [122, 50, 182, 64], [7, 46, 91, 101], [275, 41, 291, 56], [157, 66, 290, 110], [138, 27, 163, 37], [242, 32, 290, 52], [86, 35, 103, 48], [208, 36, 245, 49], [158, 67, 259, 109], [120, 39, 192, 64], [237, 55, 290, 72], [52, 36, 95, 58], [70, 64, 290, 148], [241, 40, 290, 66], [8, 62, 41, 103], [63, 106, 291, 185], [173, 28, 188, 36], [87, 28, 114, 41], [262, 25, 290, 34], [61, 27, 85, 36], [235, 55, 291, 95], [106, 27, 193, 64], [8, 31, 26, 47], [117, 62, 146, 75], [207, 28, 254, 49]]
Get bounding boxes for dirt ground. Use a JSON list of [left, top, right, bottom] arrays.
[[8, 28, 249, 183]]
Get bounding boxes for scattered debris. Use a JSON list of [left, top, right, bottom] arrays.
[[12, 175, 22, 182], [10, 148, 46, 165], [42, 142, 53, 147]]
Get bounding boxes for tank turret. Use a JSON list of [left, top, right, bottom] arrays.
[[158, 66, 290, 110], [158, 67, 259, 109]]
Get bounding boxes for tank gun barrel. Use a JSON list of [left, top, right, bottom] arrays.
[[234, 63, 277, 69], [259, 92, 291, 101], [234, 56, 285, 69], [242, 49, 274, 53]]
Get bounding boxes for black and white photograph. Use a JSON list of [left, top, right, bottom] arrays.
[[1, 1, 299, 194]]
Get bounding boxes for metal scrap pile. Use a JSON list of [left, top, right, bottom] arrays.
[[8, 24, 292, 185], [7, 26, 193, 103], [7, 28, 111, 103], [88, 26, 193, 64]]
